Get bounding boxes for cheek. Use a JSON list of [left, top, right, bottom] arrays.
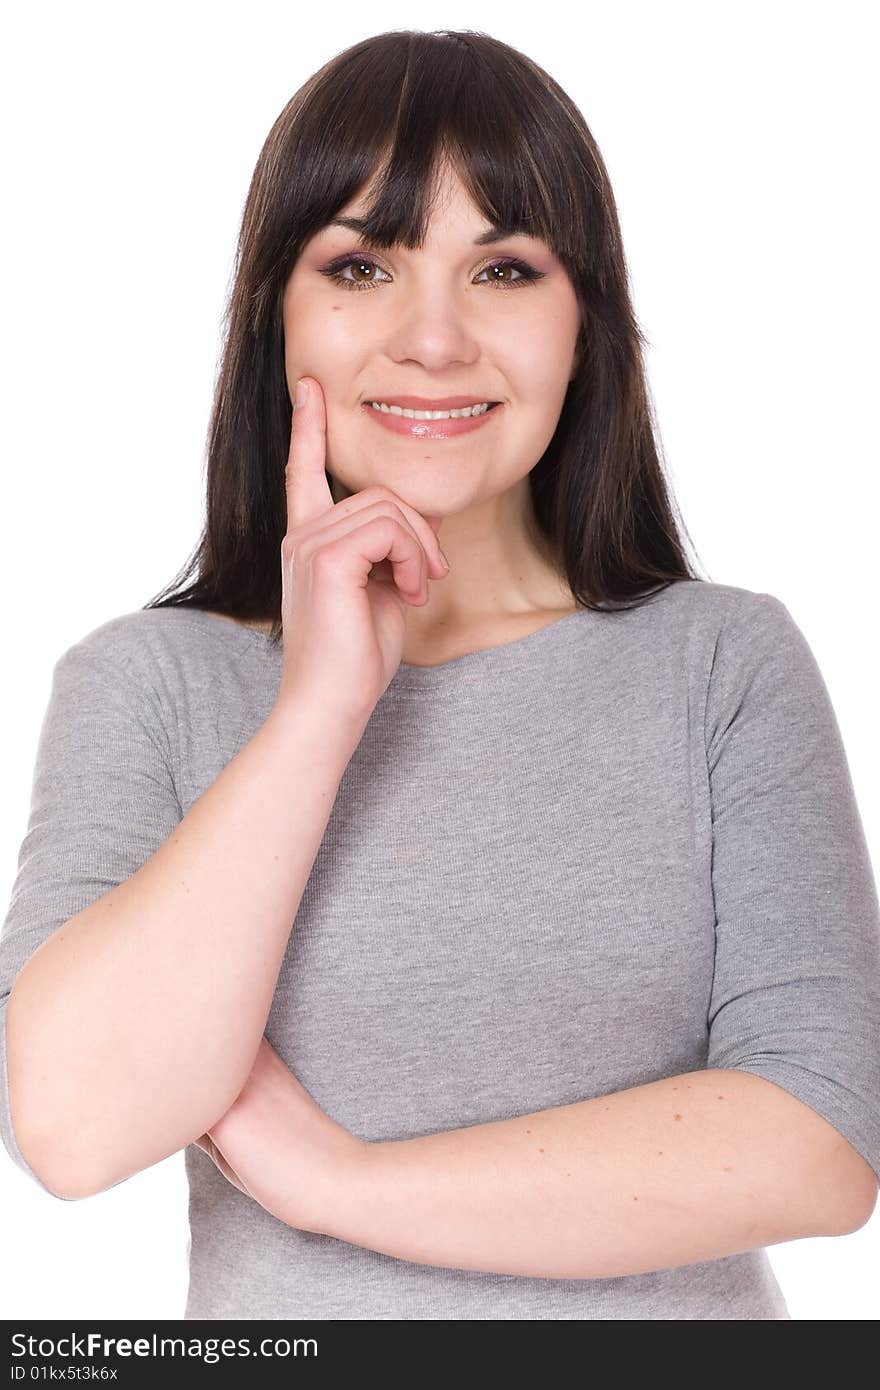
[[506, 389, 570, 465], [497, 315, 573, 388], [284, 295, 357, 369]]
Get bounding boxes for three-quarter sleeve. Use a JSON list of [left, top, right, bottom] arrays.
[[704, 591, 880, 1182], [0, 639, 183, 1197]]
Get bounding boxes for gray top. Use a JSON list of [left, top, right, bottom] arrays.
[[2, 579, 879, 1320]]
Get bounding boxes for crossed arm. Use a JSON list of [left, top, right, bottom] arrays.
[[204, 1048, 879, 1280], [317, 1069, 877, 1277]]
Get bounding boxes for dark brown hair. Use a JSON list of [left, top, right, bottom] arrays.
[[143, 28, 709, 648]]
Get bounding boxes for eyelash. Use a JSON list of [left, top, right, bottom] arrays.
[[319, 252, 545, 293]]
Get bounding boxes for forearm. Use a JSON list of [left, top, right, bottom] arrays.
[[321, 1069, 854, 1278], [7, 697, 365, 1200]]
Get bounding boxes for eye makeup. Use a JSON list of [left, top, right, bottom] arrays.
[[318, 251, 546, 293]]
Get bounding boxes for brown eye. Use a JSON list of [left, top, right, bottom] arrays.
[[484, 264, 516, 284], [348, 260, 379, 285], [474, 258, 544, 289], [320, 255, 390, 292]]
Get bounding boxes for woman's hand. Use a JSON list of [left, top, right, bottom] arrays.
[[193, 1036, 369, 1233], [276, 375, 450, 723]]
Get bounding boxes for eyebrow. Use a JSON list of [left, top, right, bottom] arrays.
[[328, 216, 528, 246]]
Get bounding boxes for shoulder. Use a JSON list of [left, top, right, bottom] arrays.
[[49, 606, 268, 728], [58, 605, 257, 677], [667, 579, 806, 666], [636, 577, 785, 619], [623, 582, 815, 716], [621, 578, 793, 650], [52, 607, 183, 684], [674, 583, 836, 766]]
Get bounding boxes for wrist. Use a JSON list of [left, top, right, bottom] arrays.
[[264, 692, 368, 763]]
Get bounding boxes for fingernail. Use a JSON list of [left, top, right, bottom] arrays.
[[294, 379, 308, 409], [439, 548, 451, 570]]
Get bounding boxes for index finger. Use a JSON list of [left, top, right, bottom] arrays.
[[285, 377, 333, 531]]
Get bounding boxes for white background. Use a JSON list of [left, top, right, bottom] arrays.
[[2, 0, 877, 1320]]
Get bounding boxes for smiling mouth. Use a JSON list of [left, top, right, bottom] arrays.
[[360, 399, 505, 438]]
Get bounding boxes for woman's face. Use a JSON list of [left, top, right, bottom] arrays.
[[282, 164, 581, 518]]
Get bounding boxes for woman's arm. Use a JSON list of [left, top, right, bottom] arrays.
[[7, 683, 366, 1201], [312, 1067, 877, 1279]]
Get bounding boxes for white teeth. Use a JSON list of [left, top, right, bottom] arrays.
[[368, 401, 494, 419]]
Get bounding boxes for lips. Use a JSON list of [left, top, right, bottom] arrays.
[[361, 400, 504, 439]]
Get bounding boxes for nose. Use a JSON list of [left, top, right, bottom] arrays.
[[382, 276, 483, 370]]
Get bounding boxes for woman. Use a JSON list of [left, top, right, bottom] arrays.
[[2, 29, 878, 1321]]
